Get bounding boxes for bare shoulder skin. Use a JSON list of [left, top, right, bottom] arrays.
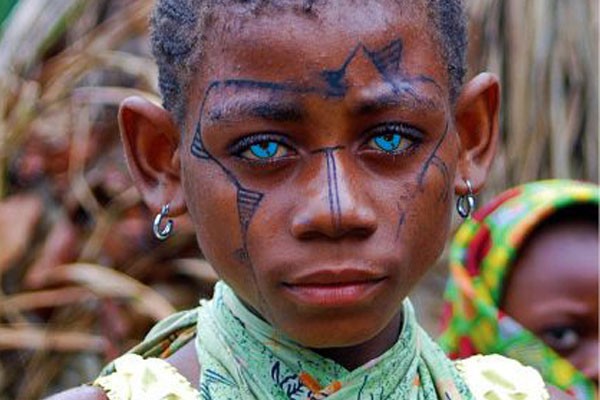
[[547, 385, 576, 400], [45, 342, 200, 399], [43, 385, 107, 400], [164, 339, 201, 387]]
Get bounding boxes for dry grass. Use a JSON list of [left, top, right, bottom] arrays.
[[466, 0, 598, 200], [0, 0, 596, 398]]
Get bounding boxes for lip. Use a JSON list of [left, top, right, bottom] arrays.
[[282, 269, 386, 308]]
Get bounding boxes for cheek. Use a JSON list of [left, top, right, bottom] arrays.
[[393, 152, 456, 267], [182, 161, 248, 280], [403, 182, 453, 269]]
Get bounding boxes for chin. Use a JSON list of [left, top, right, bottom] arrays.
[[278, 312, 396, 349]]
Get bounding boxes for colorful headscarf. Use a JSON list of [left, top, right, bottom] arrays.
[[438, 179, 599, 400]]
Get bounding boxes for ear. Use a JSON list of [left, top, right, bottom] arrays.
[[453, 72, 500, 195], [119, 96, 186, 216]]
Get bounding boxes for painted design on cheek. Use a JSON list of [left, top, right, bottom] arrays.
[[238, 187, 264, 233], [416, 121, 450, 201], [191, 122, 211, 159], [190, 81, 267, 267], [190, 37, 445, 264], [232, 247, 250, 264], [431, 157, 450, 201], [395, 203, 406, 241]]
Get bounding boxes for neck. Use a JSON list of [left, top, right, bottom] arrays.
[[312, 310, 403, 370]]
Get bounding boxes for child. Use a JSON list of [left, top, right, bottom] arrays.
[[51, 0, 556, 398], [439, 180, 598, 399]]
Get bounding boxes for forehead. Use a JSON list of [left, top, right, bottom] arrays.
[[515, 221, 598, 294], [193, 1, 446, 96]]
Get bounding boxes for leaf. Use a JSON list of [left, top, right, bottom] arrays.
[[0, 326, 106, 352], [0, 0, 86, 73], [47, 263, 176, 321], [0, 287, 93, 315], [0, 194, 42, 273]]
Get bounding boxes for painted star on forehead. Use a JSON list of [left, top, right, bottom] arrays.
[[319, 38, 441, 103], [188, 36, 447, 269], [320, 39, 405, 98], [190, 37, 439, 161]]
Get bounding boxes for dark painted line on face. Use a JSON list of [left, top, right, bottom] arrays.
[[413, 74, 444, 95], [232, 247, 250, 264], [320, 44, 361, 97], [416, 120, 449, 188], [362, 40, 443, 106], [191, 81, 266, 270], [237, 187, 264, 234], [362, 39, 403, 79], [324, 149, 342, 230], [190, 37, 445, 271], [395, 204, 406, 241], [310, 145, 346, 154], [431, 157, 450, 201]]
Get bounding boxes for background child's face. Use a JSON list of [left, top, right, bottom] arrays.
[[503, 220, 599, 383], [181, 1, 459, 347]]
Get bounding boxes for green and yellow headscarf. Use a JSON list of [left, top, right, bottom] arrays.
[[439, 179, 598, 400]]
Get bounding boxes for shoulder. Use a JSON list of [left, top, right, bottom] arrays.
[[455, 354, 550, 399], [43, 385, 107, 400], [92, 352, 199, 399], [88, 341, 200, 399]]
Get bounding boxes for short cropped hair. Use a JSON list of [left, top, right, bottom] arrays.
[[150, 0, 467, 127]]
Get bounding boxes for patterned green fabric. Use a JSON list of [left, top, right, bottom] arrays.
[[104, 281, 474, 399], [438, 179, 599, 400]]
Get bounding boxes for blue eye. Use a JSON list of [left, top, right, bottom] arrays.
[[248, 141, 279, 159], [366, 123, 420, 154], [232, 134, 294, 161], [373, 133, 402, 152]]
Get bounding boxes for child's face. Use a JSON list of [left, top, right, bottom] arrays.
[[503, 220, 599, 383], [179, 1, 459, 348]]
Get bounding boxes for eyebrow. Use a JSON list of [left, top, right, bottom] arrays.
[[206, 98, 305, 123], [352, 89, 442, 116]]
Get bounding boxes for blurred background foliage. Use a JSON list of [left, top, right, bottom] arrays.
[[0, 0, 596, 398]]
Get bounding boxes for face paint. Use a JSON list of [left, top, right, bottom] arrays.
[[181, 1, 458, 363], [416, 121, 451, 201]]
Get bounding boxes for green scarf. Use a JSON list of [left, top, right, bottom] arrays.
[[112, 281, 473, 399]]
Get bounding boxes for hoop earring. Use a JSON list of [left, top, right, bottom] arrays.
[[153, 204, 174, 240], [456, 179, 476, 219]]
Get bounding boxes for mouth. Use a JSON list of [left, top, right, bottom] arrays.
[[281, 269, 386, 308]]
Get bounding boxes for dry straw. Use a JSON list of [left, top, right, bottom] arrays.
[[0, 1, 596, 398]]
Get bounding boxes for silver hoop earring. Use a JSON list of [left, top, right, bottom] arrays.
[[153, 204, 174, 240], [456, 179, 476, 219]]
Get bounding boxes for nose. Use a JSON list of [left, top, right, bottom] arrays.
[[290, 148, 377, 240]]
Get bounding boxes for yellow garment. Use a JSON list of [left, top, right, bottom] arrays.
[[93, 353, 550, 399], [456, 354, 550, 400], [93, 354, 198, 400]]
